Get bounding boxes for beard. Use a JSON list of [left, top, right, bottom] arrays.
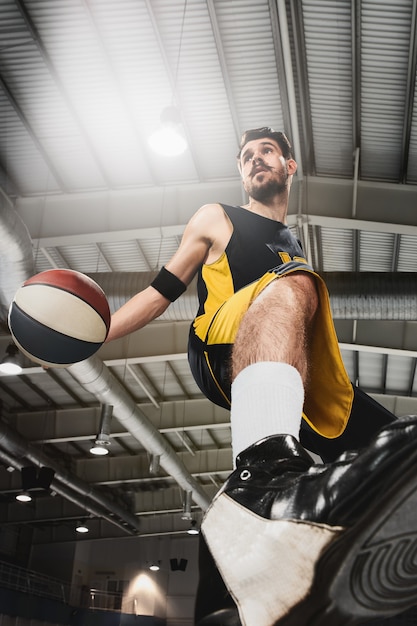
[[245, 167, 289, 202]]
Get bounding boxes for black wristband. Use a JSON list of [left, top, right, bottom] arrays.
[[151, 266, 187, 302]]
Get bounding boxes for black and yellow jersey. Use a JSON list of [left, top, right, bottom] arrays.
[[194, 203, 306, 323]]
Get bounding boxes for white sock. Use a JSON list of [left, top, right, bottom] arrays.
[[230, 362, 304, 462]]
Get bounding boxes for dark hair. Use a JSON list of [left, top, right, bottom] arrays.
[[237, 127, 293, 160]]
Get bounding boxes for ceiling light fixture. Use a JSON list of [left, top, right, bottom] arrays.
[[149, 561, 160, 572], [75, 521, 89, 533], [0, 344, 22, 375], [187, 520, 199, 535], [89, 433, 110, 456], [16, 491, 32, 503], [148, 106, 187, 157], [90, 404, 113, 456], [148, 1, 189, 157]]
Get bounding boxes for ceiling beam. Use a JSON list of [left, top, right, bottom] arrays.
[[400, 0, 417, 182], [206, 0, 241, 144], [0, 73, 66, 190]]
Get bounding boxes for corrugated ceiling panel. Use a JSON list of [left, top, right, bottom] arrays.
[[34, 246, 70, 273], [357, 352, 385, 391], [26, 0, 158, 190], [141, 361, 184, 399], [215, 0, 285, 135], [104, 236, 177, 273], [397, 234, 417, 271], [0, 92, 61, 196], [340, 348, 354, 380], [29, 374, 78, 408], [110, 363, 158, 404], [32, 235, 182, 275], [1, 1, 107, 194], [407, 86, 417, 183], [360, 0, 412, 181], [170, 359, 202, 397], [0, 1, 60, 195], [319, 227, 353, 270], [99, 240, 153, 272], [1, 377, 41, 410], [139, 236, 181, 270], [54, 244, 111, 273], [301, 0, 353, 177], [386, 354, 414, 394], [359, 230, 396, 271]]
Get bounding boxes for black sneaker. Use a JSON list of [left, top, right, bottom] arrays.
[[201, 415, 417, 626]]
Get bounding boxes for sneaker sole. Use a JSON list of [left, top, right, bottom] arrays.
[[279, 447, 417, 625]]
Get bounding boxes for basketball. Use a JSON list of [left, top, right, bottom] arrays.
[[8, 269, 111, 368]]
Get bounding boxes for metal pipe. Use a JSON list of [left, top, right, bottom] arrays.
[[276, 0, 304, 181], [68, 356, 211, 512]]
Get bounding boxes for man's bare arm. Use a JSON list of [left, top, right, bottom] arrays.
[[106, 203, 228, 342]]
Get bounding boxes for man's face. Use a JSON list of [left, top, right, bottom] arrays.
[[238, 138, 296, 202]]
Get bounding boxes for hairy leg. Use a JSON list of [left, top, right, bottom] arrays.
[[232, 273, 319, 384]]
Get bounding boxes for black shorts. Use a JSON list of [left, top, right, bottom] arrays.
[[188, 329, 395, 461]]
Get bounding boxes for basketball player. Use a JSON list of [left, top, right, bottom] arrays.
[[107, 128, 417, 625]]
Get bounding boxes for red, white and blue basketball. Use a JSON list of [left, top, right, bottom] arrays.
[[8, 269, 111, 368]]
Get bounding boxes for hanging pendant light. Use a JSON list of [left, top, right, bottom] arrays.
[[90, 405, 113, 456], [75, 520, 89, 533], [187, 519, 199, 535], [148, 106, 187, 157], [16, 490, 32, 503], [148, 1, 189, 157]]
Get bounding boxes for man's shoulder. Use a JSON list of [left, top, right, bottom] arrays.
[[196, 202, 242, 219], [190, 202, 229, 227], [197, 202, 226, 215]]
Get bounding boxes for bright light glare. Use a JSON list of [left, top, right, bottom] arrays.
[[149, 564, 160, 572], [126, 572, 163, 615], [90, 445, 109, 456], [148, 126, 187, 156], [76, 523, 89, 533], [16, 492, 32, 502], [0, 361, 22, 375]]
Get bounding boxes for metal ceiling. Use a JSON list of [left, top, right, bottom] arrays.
[[1, 0, 417, 544]]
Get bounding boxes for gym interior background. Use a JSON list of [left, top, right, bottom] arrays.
[[1, 0, 417, 624]]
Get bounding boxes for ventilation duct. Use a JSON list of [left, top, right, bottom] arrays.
[[321, 272, 417, 320], [0, 194, 34, 322], [89, 271, 417, 321]]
